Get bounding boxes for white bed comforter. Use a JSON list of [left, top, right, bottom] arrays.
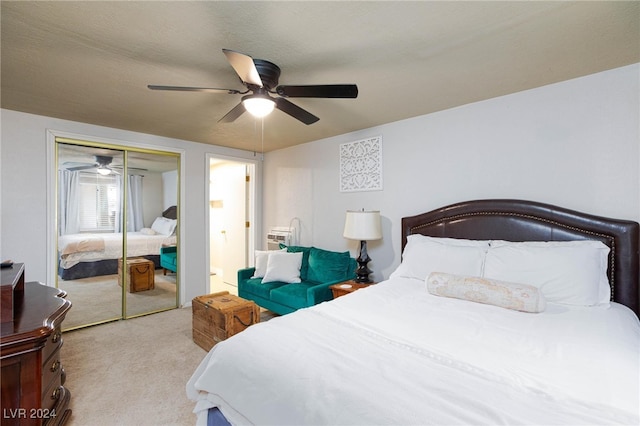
[[187, 277, 640, 425], [58, 232, 176, 269]]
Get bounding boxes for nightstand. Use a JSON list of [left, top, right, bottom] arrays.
[[330, 280, 373, 299]]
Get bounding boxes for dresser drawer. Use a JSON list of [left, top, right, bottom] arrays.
[[41, 326, 63, 364], [41, 376, 63, 411], [42, 347, 63, 399]]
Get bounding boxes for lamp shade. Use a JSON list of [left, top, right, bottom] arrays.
[[343, 210, 382, 241]]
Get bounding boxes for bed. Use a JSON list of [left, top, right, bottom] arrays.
[[187, 199, 640, 425], [58, 206, 177, 280]]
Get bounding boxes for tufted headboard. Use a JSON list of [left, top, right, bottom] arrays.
[[402, 199, 640, 317]]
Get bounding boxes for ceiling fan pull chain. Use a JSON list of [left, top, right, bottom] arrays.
[[253, 119, 258, 157], [261, 117, 265, 161]]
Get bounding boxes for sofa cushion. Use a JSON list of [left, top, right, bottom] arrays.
[[270, 283, 313, 310], [307, 247, 352, 283], [280, 244, 311, 281], [241, 277, 287, 299]]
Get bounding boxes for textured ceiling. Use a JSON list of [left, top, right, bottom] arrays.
[[2, 1, 638, 152]]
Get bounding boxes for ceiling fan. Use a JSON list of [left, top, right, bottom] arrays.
[[148, 49, 358, 125], [63, 156, 147, 175]]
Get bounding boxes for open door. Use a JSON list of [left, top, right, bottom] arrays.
[[209, 160, 251, 291]]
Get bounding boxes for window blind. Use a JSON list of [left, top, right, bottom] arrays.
[[78, 173, 119, 232]]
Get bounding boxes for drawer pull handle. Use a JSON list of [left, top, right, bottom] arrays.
[[50, 360, 61, 373], [51, 387, 60, 400], [52, 331, 61, 343]]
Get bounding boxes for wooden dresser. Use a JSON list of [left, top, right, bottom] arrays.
[[1, 264, 72, 426]]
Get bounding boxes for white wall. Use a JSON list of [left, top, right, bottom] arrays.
[[142, 172, 164, 227], [263, 64, 640, 282], [0, 109, 260, 305], [162, 169, 178, 210]]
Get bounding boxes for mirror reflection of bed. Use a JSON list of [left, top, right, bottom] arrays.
[[56, 142, 180, 331]]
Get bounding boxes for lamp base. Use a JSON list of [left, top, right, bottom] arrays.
[[354, 240, 373, 284]]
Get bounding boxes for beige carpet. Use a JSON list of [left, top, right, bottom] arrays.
[[60, 271, 177, 330], [61, 305, 277, 425]]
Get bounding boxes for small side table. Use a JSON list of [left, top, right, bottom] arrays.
[[330, 280, 373, 299]]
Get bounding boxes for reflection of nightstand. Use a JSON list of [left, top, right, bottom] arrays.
[[330, 280, 373, 299]]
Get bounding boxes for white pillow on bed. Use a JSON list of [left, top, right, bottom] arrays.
[[406, 234, 490, 247], [484, 240, 610, 306], [262, 252, 303, 284], [151, 217, 177, 236], [390, 235, 489, 281]]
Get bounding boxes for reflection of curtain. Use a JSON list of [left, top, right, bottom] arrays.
[[127, 175, 144, 231], [58, 170, 80, 235], [114, 174, 144, 232]]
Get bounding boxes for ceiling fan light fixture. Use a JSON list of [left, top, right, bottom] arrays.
[[242, 95, 275, 118], [96, 167, 111, 176]]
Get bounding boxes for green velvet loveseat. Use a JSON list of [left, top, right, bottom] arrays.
[[160, 245, 177, 274], [238, 245, 356, 315]]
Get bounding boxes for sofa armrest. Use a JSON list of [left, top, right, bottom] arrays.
[[306, 278, 352, 305], [238, 267, 256, 284]]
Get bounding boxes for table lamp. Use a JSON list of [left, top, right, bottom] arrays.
[[343, 210, 382, 283]]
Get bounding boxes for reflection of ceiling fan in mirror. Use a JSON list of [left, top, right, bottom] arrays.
[[63, 155, 147, 176]]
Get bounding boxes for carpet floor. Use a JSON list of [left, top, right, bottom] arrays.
[[60, 271, 177, 330], [61, 305, 277, 425]]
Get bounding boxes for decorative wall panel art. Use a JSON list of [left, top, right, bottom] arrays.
[[339, 136, 383, 192]]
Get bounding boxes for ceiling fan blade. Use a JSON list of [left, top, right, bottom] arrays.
[[222, 49, 263, 87], [274, 98, 319, 125], [218, 102, 246, 123], [275, 84, 358, 98], [66, 164, 96, 171], [148, 85, 243, 94], [111, 166, 148, 172], [62, 161, 91, 168]]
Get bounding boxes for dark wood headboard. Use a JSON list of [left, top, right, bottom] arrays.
[[162, 205, 177, 220], [402, 199, 640, 317]]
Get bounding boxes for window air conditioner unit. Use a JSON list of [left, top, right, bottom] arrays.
[[266, 228, 291, 250]]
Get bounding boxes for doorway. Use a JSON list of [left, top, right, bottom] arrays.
[[208, 157, 256, 295]]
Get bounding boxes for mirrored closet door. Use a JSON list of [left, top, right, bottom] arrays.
[[56, 139, 180, 331]]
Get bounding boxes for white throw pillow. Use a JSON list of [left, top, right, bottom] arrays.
[[390, 235, 489, 281], [252, 249, 286, 278], [262, 252, 303, 284], [426, 272, 546, 313], [139, 227, 157, 235], [484, 240, 610, 306]]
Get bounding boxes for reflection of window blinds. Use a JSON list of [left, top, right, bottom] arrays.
[[79, 173, 118, 231]]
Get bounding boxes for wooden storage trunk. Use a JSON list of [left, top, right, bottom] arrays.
[[118, 257, 155, 293], [192, 291, 260, 351]]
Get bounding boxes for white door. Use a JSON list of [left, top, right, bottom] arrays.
[[211, 162, 247, 286]]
